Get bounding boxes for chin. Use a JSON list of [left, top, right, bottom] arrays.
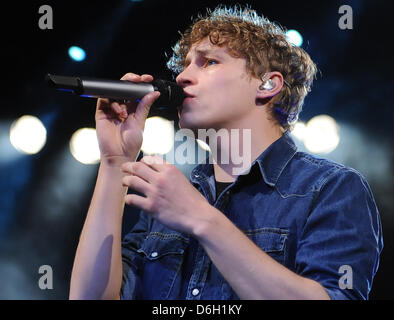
[[178, 118, 198, 136], [179, 114, 215, 132]]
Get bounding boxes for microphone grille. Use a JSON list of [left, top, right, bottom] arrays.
[[152, 79, 186, 108]]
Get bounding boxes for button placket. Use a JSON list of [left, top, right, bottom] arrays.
[[186, 245, 209, 300]]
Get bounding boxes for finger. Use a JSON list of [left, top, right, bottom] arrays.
[[121, 161, 158, 182], [96, 98, 123, 121], [140, 155, 166, 172], [111, 101, 122, 113], [107, 97, 137, 119], [97, 97, 110, 107], [121, 73, 141, 82], [140, 74, 154, 82], [122, 174, 151, 195], [96, 98, 109, 114], [109, 101, 128, 120], [125, 193, 152, 212], [115, 101, 129, 118], [134, 91, 161, 124]]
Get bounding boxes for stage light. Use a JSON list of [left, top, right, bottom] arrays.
[[303, 115, 340, 154], [286, 29, 303, 47], [9, 115, 47, 154], [141, 117, 174, 155], [290, 122, 307, 141], [68, 46, 86, 62], [69, 128, 100, 164]]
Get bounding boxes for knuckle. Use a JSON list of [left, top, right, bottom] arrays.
[[124, 161, 137, 174], [147, 199, 157, 212], [120, 162, 130, 172], [125, 195, 133, 205], [143, 155, 159, 166], [123, 175, 132, 186], [132, 162, 142, 174], [155, 176, 167, 188], [125, 161, 134, 171], [164, 164, 176, 175]]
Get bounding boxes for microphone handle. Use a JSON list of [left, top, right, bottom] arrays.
[[45, 74, 185, 108], [81, 78, 154, 100]]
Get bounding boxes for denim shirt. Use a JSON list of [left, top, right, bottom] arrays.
[[120, 131, 383, 300]]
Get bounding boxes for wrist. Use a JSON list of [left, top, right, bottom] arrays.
[[192, 202, 222, 241], [100, 153, 139, 168], [97, 161, 128, 195]]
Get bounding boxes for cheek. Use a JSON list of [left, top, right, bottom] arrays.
[[210, 71, 254, 102], [211, 81, 254, 113]]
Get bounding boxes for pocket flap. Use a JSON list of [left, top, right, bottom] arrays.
[[137, 232, 189, 260], [243, 228, 288, 252]]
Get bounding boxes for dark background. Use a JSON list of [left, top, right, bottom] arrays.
[[0, 0, 392, 299]]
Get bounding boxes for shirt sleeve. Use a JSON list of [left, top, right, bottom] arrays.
[[295, 167, 383, 300], [120, 210, 151, 300]]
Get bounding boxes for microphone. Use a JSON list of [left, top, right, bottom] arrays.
[[45, 74, 186, 109]]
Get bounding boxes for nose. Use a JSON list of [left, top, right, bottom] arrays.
[[176, 65, 195, 88]]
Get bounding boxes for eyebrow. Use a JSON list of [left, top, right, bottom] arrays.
[[195, 48, 216, 55], [184, 48, 222, 65]]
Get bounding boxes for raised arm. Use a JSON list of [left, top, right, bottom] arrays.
[[69, 73, 160, 299]]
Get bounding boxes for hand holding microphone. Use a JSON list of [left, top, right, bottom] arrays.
[[95, 73, 164, 165], [47, 72, 183, 165]]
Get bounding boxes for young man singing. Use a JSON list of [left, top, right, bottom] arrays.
[[69, 5, 383, 300]]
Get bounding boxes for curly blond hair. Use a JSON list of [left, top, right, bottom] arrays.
[[166, 5, 318, 130]]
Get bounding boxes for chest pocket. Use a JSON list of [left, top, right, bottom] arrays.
[[243, 227, 288, 265], [220, 227, 289, 299], [138, 232, 189, 259], [137, 232, 189, 299]]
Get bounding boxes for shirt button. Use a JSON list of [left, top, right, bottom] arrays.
[[150, 252, 158, 258], [191, 288, 200, 296]]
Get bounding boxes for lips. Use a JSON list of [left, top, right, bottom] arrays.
[[179, 91, 195, 112], [183, 91, 195, 98]]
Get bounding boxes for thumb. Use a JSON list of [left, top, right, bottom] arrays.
[[134, 91, 161, 124]]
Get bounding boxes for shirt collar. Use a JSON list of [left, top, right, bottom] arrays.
[[254, 131, 297, 186], [190, 131, 297, 187]]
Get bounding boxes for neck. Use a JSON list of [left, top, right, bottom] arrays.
[[211, 121, 284, 183]]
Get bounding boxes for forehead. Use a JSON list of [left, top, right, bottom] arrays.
[[185, 38, 231, 59]]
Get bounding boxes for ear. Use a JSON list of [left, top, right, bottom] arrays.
[[256, 71, 284, 103]]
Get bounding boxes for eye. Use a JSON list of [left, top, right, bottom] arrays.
[[203, 59, 218, 67]]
